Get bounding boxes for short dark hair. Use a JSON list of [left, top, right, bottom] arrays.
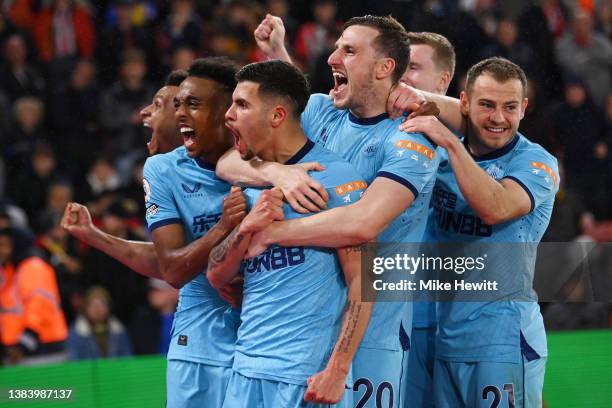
[[343, 15, 410, 83], [465, 57, 527, 97], [408, 32, 456, 78], [187, 57, 239, 94], [164, 70, 188, 87], [235, 60, 311, 118]]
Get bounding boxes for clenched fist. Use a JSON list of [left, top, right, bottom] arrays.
[[239, 188, 284, 235], [219, 187, 247, 234]]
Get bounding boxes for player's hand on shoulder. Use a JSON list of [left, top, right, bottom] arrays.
[[387, 82, 426, 120], [61, 202, 94, 240], [220, 186, 247, 234], [400, 115, 455, 148], [240, 187, 284, 235], [304, 367, 347, 404], [408, 100, 440, 119], [268, 161, 329, 214], [254, 14, 286, 56]]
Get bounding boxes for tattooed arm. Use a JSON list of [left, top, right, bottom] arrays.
[[304, 245, 375, 404], [207, 227, 251, 289], [208, 188, 285, 289]]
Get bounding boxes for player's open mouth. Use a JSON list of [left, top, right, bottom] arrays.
[[332, 72, 348, 98], [226, 123, 243, 152], [180, 126, 196, 149], [145, 129, 158, 154]]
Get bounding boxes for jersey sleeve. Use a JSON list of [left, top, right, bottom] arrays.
[[376, 129, 439, 198], [300, 93, 334, 143], [143, 155, 181, 232], [502, 149, 559, 213], [312, 160, 367, 209]]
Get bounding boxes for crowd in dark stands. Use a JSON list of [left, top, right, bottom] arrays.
[[0, 0, 610, 364]]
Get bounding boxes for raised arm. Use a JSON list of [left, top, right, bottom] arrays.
[[62, 202, 161, 278], [216, 148, 329, 214], [151, 187, 247, 288], [401, 116, 532, 224], [254, 14, 293, 63], [207, 188, 284, 289], [304, 246, 374, 404], [247, 177, 415, 256]]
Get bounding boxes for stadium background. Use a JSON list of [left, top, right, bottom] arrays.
[[0, 0, 610, 406]]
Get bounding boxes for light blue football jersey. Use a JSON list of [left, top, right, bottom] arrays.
[[233, 140, 367, 385], [143, 146, 238, 367], [431, 134, 559, 363], [301, 94, 440, 351]]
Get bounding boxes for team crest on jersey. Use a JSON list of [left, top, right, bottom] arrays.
[[485, 163, 504, 180], [363, 141, 378, 156], [143, 178, 151, 203]]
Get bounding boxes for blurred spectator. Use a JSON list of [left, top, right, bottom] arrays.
[[96, 0, 156, 83], [129, 278, 178, 355], [208, 0, 261, 64], [542, 161, 586, 242], [50, 59, 100, 168], [517, 0, 567, 98], [599, 0, 612, 38], [0, 90, 12, 140], [306, 26, 339, 94], [76, 157, 122, 208], [265, 0, 298, 42], [36, 209, 83, 323], [208, 24, 243, 63], [408, 1, 487, 96], [119, 157, 146, 221], [67, 286, 132, 360], [169, 45, 195, 71], [293, 0, 340, 67], [548, 77, 609, 218], [45, 181, 74, 220], [0, 8, 22, 45], [81, 200, 148, 324], [5, 0, 43, 32], [519, 79, 553, 151], [0, 33, 45, 102], [480, 18, 542, 82], [9, 143, 61, 223], [555, 9, 612, 108], [99, 50, 154, 158], [4, 97, 48, 179], [156, 0, 202, 68], [32, 0, 95, 64], [0, 202, 29, 230], [0, 222, 69, 366]]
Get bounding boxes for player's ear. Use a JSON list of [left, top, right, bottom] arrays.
[[375, 57, 396, 80], [520, 97, 528, 120], [459, 91, 469, 116], [270, 105, 287, 128], [438, 71, 451, 94]]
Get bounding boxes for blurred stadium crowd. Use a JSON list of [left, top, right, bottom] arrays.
[[0, 0, 610, 363]]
